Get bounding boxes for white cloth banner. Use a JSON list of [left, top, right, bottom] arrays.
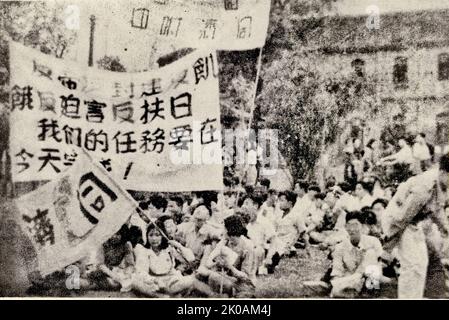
[[9, 41, 223, 191], [15, 150, 136, 276], [94, 0, 271, 56]]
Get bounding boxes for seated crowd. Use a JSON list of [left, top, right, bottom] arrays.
[[29, 132, 448, 298]]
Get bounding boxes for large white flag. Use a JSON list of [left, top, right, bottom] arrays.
[[9, 41, 223, 192], [15, 150, 137, 276]]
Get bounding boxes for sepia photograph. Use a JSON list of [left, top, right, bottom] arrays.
[[0, 0, 448, 302]]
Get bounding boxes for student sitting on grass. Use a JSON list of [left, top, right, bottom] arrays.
[[131, 222, 217, 297], [200, 215, 257, 298], [330, 211, 384, 298]]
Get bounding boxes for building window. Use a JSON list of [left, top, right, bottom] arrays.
[[438, 53, 449, 81], [351, 58, 365, 78], [393, 56, 408, 88]]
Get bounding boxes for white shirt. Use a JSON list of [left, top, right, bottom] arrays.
[[413, 143, 431, 161], [360, 194, 375, 208], [247, 220, 276, 248]]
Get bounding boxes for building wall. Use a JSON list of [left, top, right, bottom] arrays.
[[314, 47, 449, 100], [310, 46, 449, 143]]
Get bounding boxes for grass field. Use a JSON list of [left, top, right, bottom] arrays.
[[255, 247, 331, 298]]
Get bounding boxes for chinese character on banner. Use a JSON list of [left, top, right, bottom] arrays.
[[193, 54, 217, 84], [141, 78, 162, 97], [62, 125, 82, 147], [168, 125, 193, 151], [37, 119, 62, 142], [38, 148, 61, 173], [85, 100, 107, 123], [112, 131, 137, 154], [85, 129, 108, 152], [60, 94, 81, 119], [237, 16, 252, 39], [15, 149, 34, 174], [131, 8, 149, 29], [113, 101, 134, 123], [11, 85, 33, 111], [160, 16, 182, 37], [141, 128, 165, 154], [78, 172, 118, 225], [199, 19, 218, 39], [201, 118, 219, 144], [22, 209, 55, 248], [171, 92, 192, 119], [140, 97, 165, 124], [57, 76, 77, 90]]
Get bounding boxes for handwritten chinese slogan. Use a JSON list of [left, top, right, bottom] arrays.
[[103, 0, 271, 51], [9, 41, 223, 192]]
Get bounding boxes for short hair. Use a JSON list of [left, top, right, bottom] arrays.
[[223, 177, 232, 187], [224, 190, 236, 197], [360, 208, 377, 225], [157, 215, 175, 226], [149, 195, 168, 211], [168, 196, 183, 208], [296, 180, 309, 192], [260, 178, 271, 189], [358, 180, 374, 194], [244, 185, 255, 195], [242, 192, 265, 209], [139, 200, 149, 211], [418, 132, 426, 138], [196, 191, 218, 209], [279, 190, 297, 206], [191, 203, 212, 217], [314, 193, 326, 201], [224, 215, 248, 237], [440, 153, 449, 173], [325, 180, 336, 190], [372, 198, 388, 209], [308, 185, 321, 193], [345, 211, 364, 224], [338, 182, 353, 193]]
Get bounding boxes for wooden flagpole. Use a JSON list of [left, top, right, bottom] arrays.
[[239, 46, 264, 189]]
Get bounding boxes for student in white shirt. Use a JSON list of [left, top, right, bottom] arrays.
[[355, 180, 375, 209], [257, 189, 278, 226], [378, 137, 414, 166], [330, 211, 383, 298]]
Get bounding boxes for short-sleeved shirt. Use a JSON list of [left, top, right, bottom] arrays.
[[331, 234, 383, 279]]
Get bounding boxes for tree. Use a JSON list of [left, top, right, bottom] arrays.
[[0, 2, 76, 59], [257, 44, 379, 181]]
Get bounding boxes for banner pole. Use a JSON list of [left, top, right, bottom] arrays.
[[248, 46, 264, 130], [239, 46, 264, 190], [88, 15, 96, 67]]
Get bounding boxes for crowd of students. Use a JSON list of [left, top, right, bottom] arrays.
[[27, 130, 449, 298]]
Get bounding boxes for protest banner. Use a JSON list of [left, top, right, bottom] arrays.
[[9, 40, 223, 192], [88, 0, 271, 63], [14, 150, 137, 276]]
